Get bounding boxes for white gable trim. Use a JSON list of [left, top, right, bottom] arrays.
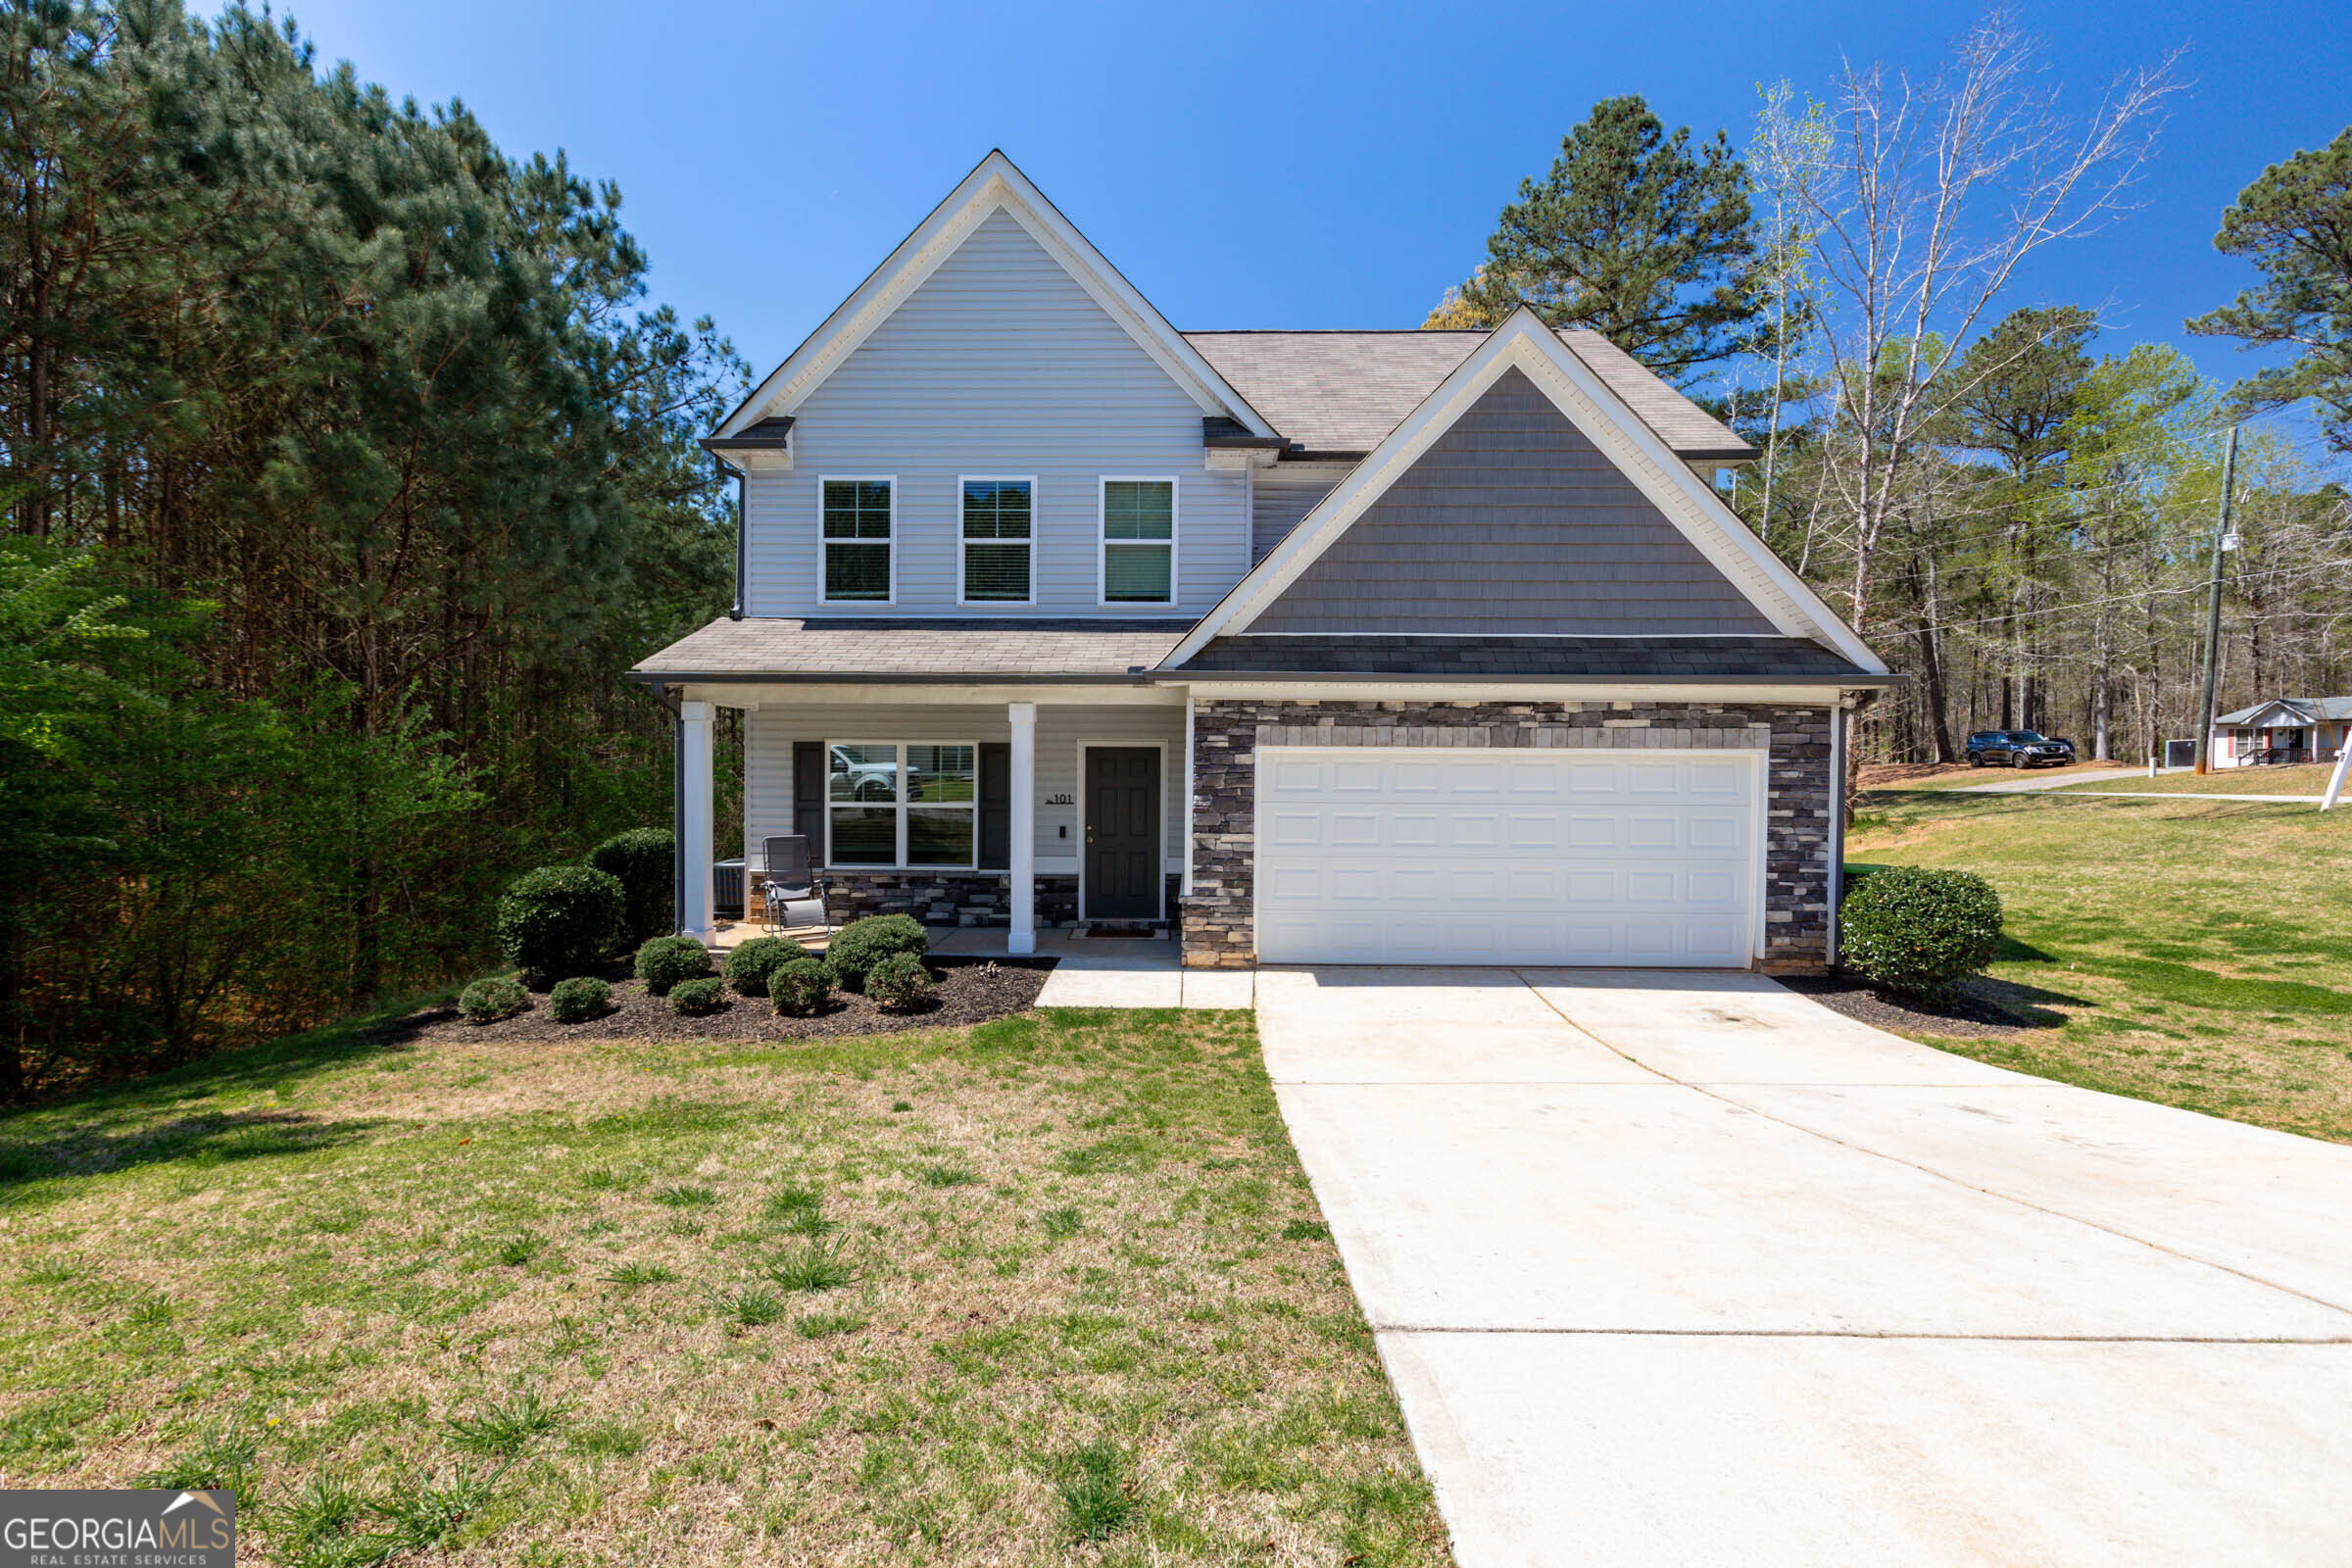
[[714, 152, 1277, 441], [1161, 308, 1886, 674]]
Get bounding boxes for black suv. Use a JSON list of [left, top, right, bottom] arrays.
[[1966, 730, 2077, 768]]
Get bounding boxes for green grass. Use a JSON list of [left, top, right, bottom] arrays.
[[2051, 762, 2339, 797], [1850, 786, 2352, 1142], [0, 1004, 1446, 1565]]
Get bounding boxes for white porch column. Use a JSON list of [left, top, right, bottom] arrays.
[[679, 701, 715, 941], [1007, 701, 1037, 955]]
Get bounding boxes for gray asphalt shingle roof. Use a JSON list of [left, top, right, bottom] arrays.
[[2215, 696, 2352, 724], [1182, 329, 1755, 461], [630, 617, 1188, 680], [1181, 635, 1876, 681]]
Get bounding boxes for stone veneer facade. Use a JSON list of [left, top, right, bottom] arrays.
[[1178, 699, 1835, 973], [821, 872, 1077, 928], [819, 871, 1185, 930]]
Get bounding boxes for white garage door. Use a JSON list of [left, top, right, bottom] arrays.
[[1254, 748, 1760, 967]]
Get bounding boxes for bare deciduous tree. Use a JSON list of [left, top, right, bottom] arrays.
[[1758, 8, 2182, 636]]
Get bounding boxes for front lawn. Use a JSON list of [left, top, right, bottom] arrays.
[[2054, 763, 2339, 797], [1849, 788, 2352, 1144], [0, 1007, 1447, 1566]]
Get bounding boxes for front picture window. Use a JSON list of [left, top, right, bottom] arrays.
[[827, 743, 975, 867]]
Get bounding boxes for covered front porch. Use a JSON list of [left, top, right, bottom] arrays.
[[670, 683, 1194, 956]]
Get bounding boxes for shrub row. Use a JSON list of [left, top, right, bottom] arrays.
[[469, 906, 940, 1027], [493, 827, 675, 982]]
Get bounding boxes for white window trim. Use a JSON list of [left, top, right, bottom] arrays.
[[822, 740, 979, 870], [817, 474, 897, 607], [1097, 475, 1178, 608], [1074, 738, 1168, 922], [956, 474, 1038, 608]]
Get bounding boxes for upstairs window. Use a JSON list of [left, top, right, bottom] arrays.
[[1101, 478, 1175, 604], [821, 477, 894, 602], [960, 477, 1034, 604]]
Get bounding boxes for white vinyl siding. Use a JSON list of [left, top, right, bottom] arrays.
[[1250, 468, 1345, 564], [745, 703, 1185, 869], [744, 209, 1249, 616]]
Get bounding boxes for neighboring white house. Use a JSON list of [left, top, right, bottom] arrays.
[[628, 152, 1894, 973], [2212, 697, 2352, 767]]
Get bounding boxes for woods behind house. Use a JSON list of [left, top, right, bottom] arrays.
[[1, 2, 743, 1091], [4, 2, 2346, 1086]]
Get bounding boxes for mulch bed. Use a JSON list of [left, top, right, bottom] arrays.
[[1777, 970, 2073, 1038], [405, 956, 1056, 1045]]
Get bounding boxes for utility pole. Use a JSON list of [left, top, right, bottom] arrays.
[[2191, 426, 2240, 776]]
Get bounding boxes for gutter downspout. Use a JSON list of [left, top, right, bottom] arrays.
[[722, 457, 747, 620]]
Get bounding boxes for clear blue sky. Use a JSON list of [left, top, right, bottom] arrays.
[[277, 0, 2341, 431]]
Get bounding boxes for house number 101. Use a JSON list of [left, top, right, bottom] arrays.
[[1045, 793, 1073, 805]]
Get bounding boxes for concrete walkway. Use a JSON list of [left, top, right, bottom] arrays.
[[1258, 966, 2352, 1566], [926, 928, 1253, 1009]]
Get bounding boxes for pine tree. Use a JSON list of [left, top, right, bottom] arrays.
[[1424, 95, 1763, 382], [2187, 127, 2352, 452]]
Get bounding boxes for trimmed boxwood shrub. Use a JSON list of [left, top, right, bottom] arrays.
[[459, 976, 529, 1023], [495, 865, 625, 981], [864, 952, 933, 1011], [588, 827, 674, 947], [670, 976, 727, 1016], [823, 914, 928, 994], [1839, 865, 2004, 1002], [635, 935, 712, 997], [549, 976, 612, 1025], [772, 957, 832, 1017], [723, 936, 808, 998]]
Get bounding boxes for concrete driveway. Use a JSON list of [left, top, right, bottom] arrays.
[[1257, 967, 2352, 1567]]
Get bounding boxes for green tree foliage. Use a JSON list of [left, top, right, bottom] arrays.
[[0, 2, 742, 1093], [1425, 95, 1763, 382], [2187, 127, 2352, 452]]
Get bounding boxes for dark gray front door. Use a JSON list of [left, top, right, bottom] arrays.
[[1084, 748, 1160, 920]]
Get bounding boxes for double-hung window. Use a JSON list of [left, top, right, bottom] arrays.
[[960, 477, 1033, 604], [821, 477, 894, 603], [1100, 478, 1175, 604], [827, 743, 976, 867]]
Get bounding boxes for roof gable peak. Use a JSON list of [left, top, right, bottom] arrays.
[[713, 152, 1275, 443], [1162, 307, 1886, 674]]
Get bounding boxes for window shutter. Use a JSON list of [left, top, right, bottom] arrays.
[[977, 742, 1010, 870], [793, 741, 824, 858]]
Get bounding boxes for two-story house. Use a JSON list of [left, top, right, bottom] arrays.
[[629, 152, 1892, 972]]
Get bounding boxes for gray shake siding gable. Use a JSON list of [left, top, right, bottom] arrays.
[[1178, 699, 1836, 971], [1247, 368, 1779, 636]]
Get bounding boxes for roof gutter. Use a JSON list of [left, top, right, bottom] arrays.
[[621, 668, 1166, 687], [619, 667, 1905, 689]]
